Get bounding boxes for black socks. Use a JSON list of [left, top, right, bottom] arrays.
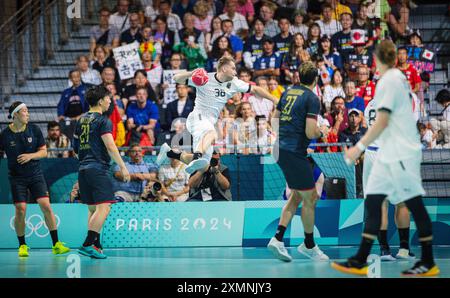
[[83, 230, 99, 247], [50, 230, 59, 246], [354, 237, 374, 264], [18, 235, 26, 246], [304, 232, 315, 249], [378, 230, 389, 250], [274, 225, 286, 241], [398, 227, 410, 250]]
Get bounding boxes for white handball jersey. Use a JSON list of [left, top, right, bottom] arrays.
[[187, 73, 251, 120], [374, 68, 422, 163]]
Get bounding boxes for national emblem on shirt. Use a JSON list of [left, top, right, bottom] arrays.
[[27, 137, 32, 143]]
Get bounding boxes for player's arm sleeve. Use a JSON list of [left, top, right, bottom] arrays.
[[306, 95, 321, 120], [100, 117, 113, 136], [234, 78, 251, 94]]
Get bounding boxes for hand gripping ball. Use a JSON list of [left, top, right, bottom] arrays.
[[191, 68, 209, 86]]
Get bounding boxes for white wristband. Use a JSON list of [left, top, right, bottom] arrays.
[[356, 142, 366, 152]]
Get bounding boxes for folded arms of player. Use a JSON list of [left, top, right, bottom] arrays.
[[101, 133, 131, 183]]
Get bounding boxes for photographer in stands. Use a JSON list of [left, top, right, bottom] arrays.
[[187, 151, 232, 201], [140, 180, 167, 202]]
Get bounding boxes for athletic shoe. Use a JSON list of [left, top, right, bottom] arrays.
[[267, 237, 292, 262], [297, 243, 329, 261], [156, 143, 171, 166], [185, 158, 209, 174], [380, 248, 396, 261], [331, 257, 368, 276], [396, 248, 416, 260], [52, 241, 70, 255], [78, 245, 107, 259], [18, 245, 29, 257], [402, 261, 440, 277]]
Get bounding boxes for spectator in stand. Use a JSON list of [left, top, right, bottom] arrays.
[[113, 144, 159, 202], [105, 83, 126, 117], [351, 2, 375, 50], [91, 46, 117, 79], [397, 46, 421, 93], [69, 55, 102, 87], [326, 95, 349, 135], [316, 3, 342, 38], [233, 102, 257, 154], [273, 17, 293, 60], [100, 66, 121, 96], [205, 0, 225, 17], [160, 53, 186, 105], [253, 38, 282, 78], [344, 30, 373, 81], [408, 29, 423, 47], [166, 84, 194, 129], [306, 23, 321, 57], [225, 92, 243, 116], [344, 80, 365, 113], [153, 16, 176, 68], [220, 0, 249, 40], [331, 12, 354, 59], [338, 108, 367, 146], [325, 0, 352, 20], [430, 89, 450, 148], [139, 28, 160, 71], [89, 7, 120, 60], [243, 17, 268, 70], [110, 0, 131, 33], [290, 9, 309, 37], [221, 19, 244, 64], [126, 87, 160, 145], [120, 12, 143, 45], [122, 69, 158, 105], [187, 151, 232, 201], [236, 0, 255, 24], [173, 30, 207, 70], [46, 121, 71, 158], [144, 0, 160, 24], [388, 0, 411, 43], [193, 0, 213, 34], [355, 65, 376, 107], [323, 69, 345, 112], [158, 0, 183, 32], [158, 157, 190, 201], [268, 76, 285, 101], [417, 122, 436, 149], [178, 12, 206, 50], [206, 35, 234, 72], [205, 16, 224, 53], [172, 0, 195, 21], [255, 115, 276, 154], [318, 35, 343, 72], [57, 70, 89, 139], [248, 76, 274, 120], [259, 1, 280, 38], [281, 33, 310, 84]]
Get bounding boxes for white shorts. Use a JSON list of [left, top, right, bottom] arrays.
[[186, 112, 216, 162], [365, 155, 426, 205]]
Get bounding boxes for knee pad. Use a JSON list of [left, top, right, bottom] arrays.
[[363, 195, 387, 235]]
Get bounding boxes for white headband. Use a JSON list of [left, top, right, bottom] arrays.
[[10, 103, 27, 118]]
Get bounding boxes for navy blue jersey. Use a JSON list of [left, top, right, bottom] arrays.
[[277, 85, 320, 156], [273, 33, 293, 57], [0, 124, 45, 178], [74, 112, 112, 171], [243, 35, 268, 58]]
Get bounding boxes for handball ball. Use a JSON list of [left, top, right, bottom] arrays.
[[192, 68, 209, 86]]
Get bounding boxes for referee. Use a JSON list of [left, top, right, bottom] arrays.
[[267, 62, 329, 262], [0, 101, 70, 257]]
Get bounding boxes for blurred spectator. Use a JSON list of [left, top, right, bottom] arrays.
[[126, 87, 160, 145], [140, 28, 160, 71], [100, 67, 121, 95], [105, 83, 127, 146], [430, 89, 450, 148], [206, 35, 234, 72], [338, 108, 367, 146], [166, 84, 194, 128], [92, 46, 117, 79], [306, 23, 321, 57], [397, 46, 421, 93], [113, 144, 158, 202], [178, 13, 206, 50], [289, 9, 309, 37], [253, 38, 282, 78], [351, 2, 375, 50], [188, 151, 232, 201], [173, 30, 208, 70], [153, 16, 177, 67], [160, 53, 186, 104], [220, 0, 250, 40], [193, 0, 214, 34], [268, 76, 285, 100], [233, 102, 257, 154], [238, 67, 255, 101], [248, 76, 274, 120], [120, 12, 143, 45], [388, 0, 411, 42], [236, 0, 255, 24], [221, 19, 244, 64], [325, 0, 352, 20], [206, 0, 225, 17], [158, 157, 190, 201], [344, 30, 373, 81], [243, 17, 268, 70], [46, 121, 71, 158], [281, 33, 310, 84], [326, 95, 349, 135], [225, 92, 243, 116], [408, 29, 423, 47], [331, 12, 354, 58], [256, 115, 276, 154], [355, 65, 376, 107], [205, 16, 224, 53], [316, 3, 342, 38], [344, 80, 365, 113], [417, 122, 436, 149], [69, 55, 102, 87], [273, 17, 293, 59], [259, 1, 280, 37], [110, 0, 131, 33], [323, 69, 345, 112], [122, 69, 158, 105], [172, 0, 195, 21], [141, 180, 166, 202], [158, 0, 184, 32], [144, 0, 160, 24], [318, 35, 343, 72], [89, 7, 120, 59]]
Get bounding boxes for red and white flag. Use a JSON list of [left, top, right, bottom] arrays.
[[422, 49, 434, 61]]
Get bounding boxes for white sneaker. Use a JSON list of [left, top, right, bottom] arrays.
[[185, 158, 209, 174], [267, 237, 292, 262], [396, 248, 416, 260], [380, 248, 397, 262], [156, 143, 171, 166], [297, 243, 329, 261]]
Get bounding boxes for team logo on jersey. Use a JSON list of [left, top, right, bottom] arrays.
[[27, 137, 32, 143], [10, 141, 16, 147], [226, 83, 231, 89]]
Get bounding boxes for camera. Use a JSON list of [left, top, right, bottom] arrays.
[[152, 181, 162, 193], [210, 158, 218, 167], [141, 181, 163, 202]]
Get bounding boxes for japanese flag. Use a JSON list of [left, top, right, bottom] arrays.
[[351, 29, 366, 46], [421, 49, 434, 61]]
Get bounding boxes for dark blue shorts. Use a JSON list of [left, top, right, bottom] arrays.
[[277, 149, 315, 191], [78, 167, 116, 205], [9, 174, 49, 204]]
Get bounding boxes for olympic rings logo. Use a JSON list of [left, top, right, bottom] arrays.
[[10, 214, 61, 238]]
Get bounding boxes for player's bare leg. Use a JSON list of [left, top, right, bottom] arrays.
[[88, 203, 111, 232], [88, 205, 103, 251], [395, 203, 415, 260], [15, 203, 29, 257], [79, 203, 111, 259]]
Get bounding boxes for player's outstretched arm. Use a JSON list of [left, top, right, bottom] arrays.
[[250, 85, 279, 105], [173, 70, 194, 84], [101, 133, 130, 182]]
